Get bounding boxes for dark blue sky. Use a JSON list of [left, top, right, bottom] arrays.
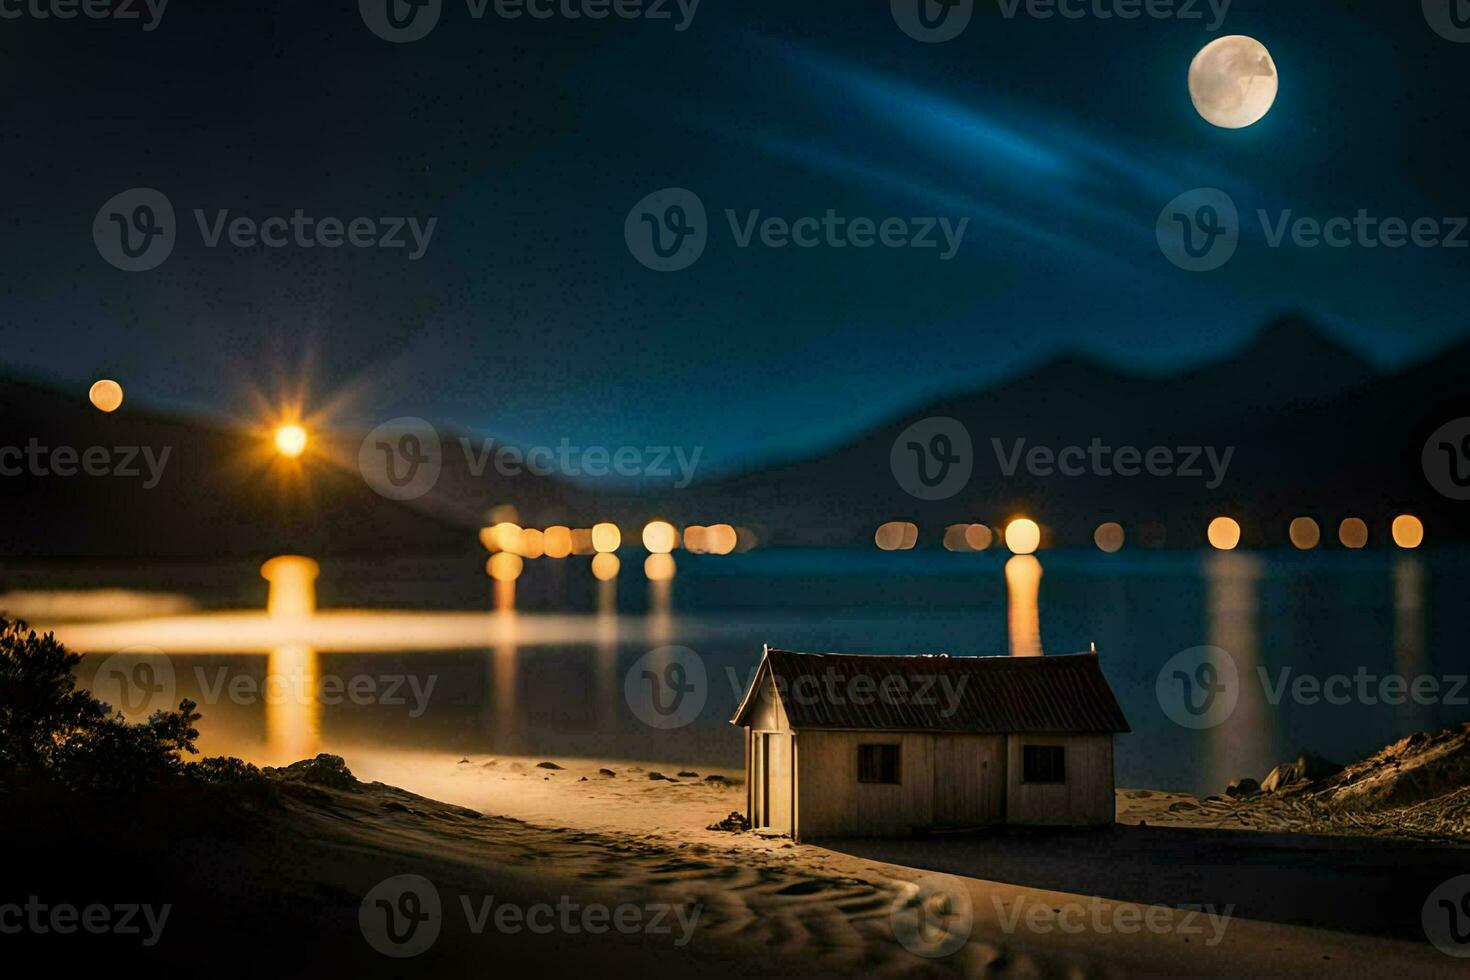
[[1, 0, 1466, 473]]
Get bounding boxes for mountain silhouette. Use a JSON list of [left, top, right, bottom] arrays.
[[649, 316, 1468, 548], [2, 315, 1465, 558]]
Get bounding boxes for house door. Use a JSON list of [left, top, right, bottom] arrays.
[[932, 735, 1005, 827], [757, 732, 793, 834]]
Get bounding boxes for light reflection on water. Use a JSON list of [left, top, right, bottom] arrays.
[[265, 644, 320, 762], [1005, 555, 1043, 657], [1204, 551, 1273, 794], [50, 548, 1465, 795]]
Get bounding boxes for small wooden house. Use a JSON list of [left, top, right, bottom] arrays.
[[730, 647, 1131, 840]]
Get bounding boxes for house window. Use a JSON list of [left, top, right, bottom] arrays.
[[857, 743, 901, 784], [1022, 744, 1066, 784]]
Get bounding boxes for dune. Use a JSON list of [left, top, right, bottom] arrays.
[[310, 750, 1464, 976], [12, 742, 1468, 974]]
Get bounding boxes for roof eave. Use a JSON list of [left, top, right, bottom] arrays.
[[728, 647, 772, 727]]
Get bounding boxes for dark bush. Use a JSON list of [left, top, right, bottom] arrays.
[[0, 617, 263, 798]]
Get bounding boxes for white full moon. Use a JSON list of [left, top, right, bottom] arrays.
[[1188, 35, 1278, 129]]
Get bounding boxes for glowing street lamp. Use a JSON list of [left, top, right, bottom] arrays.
[[1004, 518, 1041, 556], [274, 423, 309, 458], [1392, 514, 1425, 550], [1207, 516, 1241, 551], [642, 520, 677, 554]]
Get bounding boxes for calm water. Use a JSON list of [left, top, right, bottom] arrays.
[[57, 548, 1470, 798]]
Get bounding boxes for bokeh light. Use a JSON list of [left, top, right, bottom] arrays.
[[88, 379, 124, 413], [965, 524, 993, 551], [1207, 516, 1241, 551], [1004, 518, 1041, 556], [1093, 522, 1124, 553], [1289, 517, 1321, 550], [875, 521, 918, 551], [543, 526, 573, 558], [480, 522, 523, 553], [486, 552, 523, 582], [592, 522, 622, 553], [1338, 517, 1368, 549], [1392, 514, 1424, 549], [644, 553, 676, 581], [516, 528, 544, 559], [707, 524, 738, 555], [642, 520, 677, 554], [944, 523, 993, 553], [259, 555, 319, 618], [591, 552, 621, 581], [273, 423, 308, 458], [683, 525, 709, 554]]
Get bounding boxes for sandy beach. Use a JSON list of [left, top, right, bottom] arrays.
[[294, 749, 1467, 977], [6, 742, 1468, 975]]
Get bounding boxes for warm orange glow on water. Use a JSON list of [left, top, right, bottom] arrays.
[[591, 552, 621, 581], [1093, 522, 1124, 553], [1392, 514, 1425, 549], [1207, 517, 1241, 551], [642, 521, 678, 554], [0, 589, 194, 621], [265, 644, 320, 762], [1204, 551, 1271, 804], [1004, 518, 1041, 555], [592, 522, 622, 553], [644, 552, 676, 581], [259, 556, 319, 618], [1289, 517, 1320, 550], [89, 379, 124, 413], [487, 552, 524, 582], [1338, 517, 1369, 549], [54, 611, 678, 653], [273, 423, 309, 458], [1005, 555, 1043, 657]]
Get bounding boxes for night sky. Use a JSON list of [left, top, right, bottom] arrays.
[[1, 0, 1466, 474]]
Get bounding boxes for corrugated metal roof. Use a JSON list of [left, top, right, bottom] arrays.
[[732, 648, 1130, 735]]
